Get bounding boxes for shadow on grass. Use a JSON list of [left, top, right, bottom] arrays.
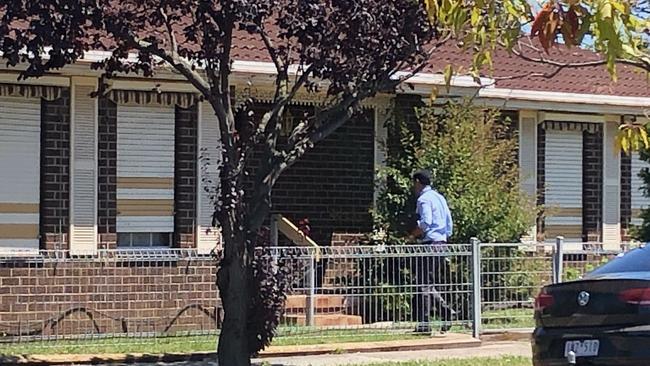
[[0, 355, 22, 364]]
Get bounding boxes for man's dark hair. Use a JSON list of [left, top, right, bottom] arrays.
[[412, 170, 431, 186]]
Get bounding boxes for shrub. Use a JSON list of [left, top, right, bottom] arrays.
[[367, 100, 538, 323], [375, 100, 535, 243]]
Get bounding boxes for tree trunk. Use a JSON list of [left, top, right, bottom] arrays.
[[217, 229, 251, 366]]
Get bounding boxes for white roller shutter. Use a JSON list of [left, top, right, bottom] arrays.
[[602, 118, 620, 248], [70, 81, 99, 255], [630, 152, 650, 226], [196, 102, 222, 254], [518, 111, 537, 242], [0, 96, 41, 251], [116, 103, 175, 233], [544, 128, 583, 242]]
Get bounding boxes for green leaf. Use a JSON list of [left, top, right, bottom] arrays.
[[601, 2, 613, 19], [640, 128, 650, 150], [443, 64, 454, 91]]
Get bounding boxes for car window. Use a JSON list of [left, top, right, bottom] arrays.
[[588, 246, 650, 275]]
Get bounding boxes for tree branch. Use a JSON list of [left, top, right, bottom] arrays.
[[278, 35, 451, 178], [132, 39, 211, 99], [507, 39, 650, 73], [259, 26, 285, 74], [256, 64, 314, 140], [246, 35, 454, 230], [159, 7, 178, 59]]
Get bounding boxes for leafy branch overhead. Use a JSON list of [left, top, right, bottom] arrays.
[[424, 0, 649, 152], [422, 0, 648, 78]]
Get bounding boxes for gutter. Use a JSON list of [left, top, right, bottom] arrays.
[[2, 51, 649, 111]]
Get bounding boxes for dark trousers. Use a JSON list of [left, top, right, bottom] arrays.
[[412, 252, 456, 323]]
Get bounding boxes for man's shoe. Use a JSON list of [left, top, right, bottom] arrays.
[[414, 322, 432, 334], [440, 311, 457, 333], [440, 322, 452, 333]]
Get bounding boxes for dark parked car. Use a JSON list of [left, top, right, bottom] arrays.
[[533, 245, 650, 366]]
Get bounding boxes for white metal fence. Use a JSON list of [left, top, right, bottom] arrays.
[[0, 239, 636, 354]]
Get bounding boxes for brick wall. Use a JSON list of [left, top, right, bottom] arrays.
[[98, 97, 117, 249], [621, 152, 632, 240], [330, 233, 366, 246], [583, 129, 603, 241], [274, 109, 375, 246], [384, 95, 424, 234], [247, 104, 375, 246], [174, 105, 198, 248], [536, 125, 546, 238], [0, 255, 218, 338], [40, 91, 71, 250], [388, 94, 423, 154]]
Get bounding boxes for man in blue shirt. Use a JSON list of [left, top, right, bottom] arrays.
[[413, 172, 453, 244], [410, 170, 456, 334]]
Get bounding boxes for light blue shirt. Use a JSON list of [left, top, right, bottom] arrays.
[[416, 186, 453, 243]]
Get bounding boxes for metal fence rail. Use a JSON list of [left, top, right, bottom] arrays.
[[272, 245, 476, 337], [0, 240, 639, 354], [478, 239, 638, 332], [479, 242, 554, 331]]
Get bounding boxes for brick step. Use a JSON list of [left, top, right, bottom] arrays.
[[282, 314, 363, 327], [285, 294, 347, 312]]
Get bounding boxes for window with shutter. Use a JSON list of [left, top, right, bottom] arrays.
[[0, 96, 41, 251], [116, 103, 175, 246], [544, 128, 583, 242], [630, 152, 650, 226]]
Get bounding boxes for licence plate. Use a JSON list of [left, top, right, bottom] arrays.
[[564, 340, 600, 357]]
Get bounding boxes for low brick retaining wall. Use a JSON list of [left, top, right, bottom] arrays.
[[0, 253, 218, 340]]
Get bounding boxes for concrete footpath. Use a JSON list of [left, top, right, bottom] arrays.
[[3, 335, 532, 366], [80, 341, 532, 365], [252, 341, 532, 366], [45, 341, 530, 365]]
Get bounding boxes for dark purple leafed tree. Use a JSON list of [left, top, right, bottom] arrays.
[[0, 1, 441, 364]]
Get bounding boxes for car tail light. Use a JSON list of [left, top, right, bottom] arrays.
[[535, 289, 554, 311], [619, 287, 650, 305]]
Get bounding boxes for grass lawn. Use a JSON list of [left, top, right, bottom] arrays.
[[344, 356, 531, 366], [0, 331, 430, 355], [482, 308, 534, 329], [0, 310, 535, 356]]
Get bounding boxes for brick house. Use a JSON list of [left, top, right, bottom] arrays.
[[1, 39, 649, 255], [0, 32, 649, 339]]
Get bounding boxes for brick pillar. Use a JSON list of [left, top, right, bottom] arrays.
[[536, 125, 545, 239], [582, 129, 603, 242], [40, 91, 71, 250], [620, 152, 632, 240], [174, 105, 198, 248], [98, 97, 117, 249]]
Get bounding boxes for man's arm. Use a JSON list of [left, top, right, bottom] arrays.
[[409, 199, 431, 241], [445, 206, 453, 238], [409, 226, 424, 241], [417, 199, 433, 231]]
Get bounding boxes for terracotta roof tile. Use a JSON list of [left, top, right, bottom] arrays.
[[422, 42, 649, 97], [4, 12, 647, 98], [229, 31, 649, 98]]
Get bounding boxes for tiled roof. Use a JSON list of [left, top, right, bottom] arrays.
[[230, 31, 650, 98], [3, 13, 647, 98]]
